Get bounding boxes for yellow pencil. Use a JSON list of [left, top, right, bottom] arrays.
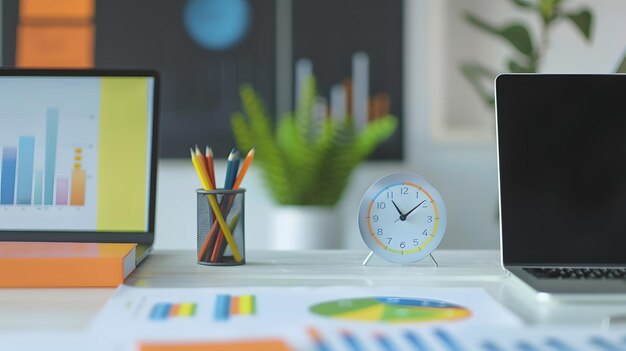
[[195, 145, 211, 188], [191, 148, 210, 190], [191, 149, 242, 262], [232, 147, 255, 190]]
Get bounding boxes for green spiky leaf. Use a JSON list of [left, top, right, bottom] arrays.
[[465, 14, 534, 57], [617, 53, 626, 73], [508, 59, 535, 73], [460, 63, 497, 107], [511, 0, 535, 9], [565, 9, 593, 41]]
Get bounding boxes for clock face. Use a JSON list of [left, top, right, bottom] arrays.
[[358, 173, 447, 264]]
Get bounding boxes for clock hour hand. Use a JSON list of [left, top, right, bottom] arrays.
[[391, 200, 405, 217], [400, 200, 426, 221]]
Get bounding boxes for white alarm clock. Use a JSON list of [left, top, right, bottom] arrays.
[[358, 173, 447, 265]]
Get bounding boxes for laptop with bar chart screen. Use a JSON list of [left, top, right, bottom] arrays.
[[0, 70, 159, 260]]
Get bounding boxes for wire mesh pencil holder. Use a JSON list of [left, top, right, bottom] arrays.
[[196, 188, 245, 266]]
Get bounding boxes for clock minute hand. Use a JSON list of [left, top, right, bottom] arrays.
[[401, 200, 426, 220]]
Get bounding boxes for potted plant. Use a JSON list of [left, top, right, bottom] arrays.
[[231, 77, 397, 249]]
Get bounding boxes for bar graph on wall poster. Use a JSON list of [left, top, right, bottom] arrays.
[[0, 108, 89, 207]]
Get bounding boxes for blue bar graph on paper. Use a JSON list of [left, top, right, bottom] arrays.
[[405, 331, 429, 351], [33, 170, 43, 205], [214, 294, 231, 321], [1, 147, 18, 205], [44, 108, 59, 205], [590, 336, 621, 351], [434, 329, 465, 351], [375, 333, 398, 351], [16, 136, 35, 205], [545, 338, 575, 351], [312, 336, 332, 351], [517, 341, 541, 351], [340, 330, 366, 351], [483, 341, 506, 351]]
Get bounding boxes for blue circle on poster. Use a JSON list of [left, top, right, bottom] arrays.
[[183, 0, 251, 51]]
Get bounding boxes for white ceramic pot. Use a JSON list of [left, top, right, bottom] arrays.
[[269, 206, 341, 250]]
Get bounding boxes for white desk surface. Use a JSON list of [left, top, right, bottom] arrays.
[[1, 249, 626, 333]]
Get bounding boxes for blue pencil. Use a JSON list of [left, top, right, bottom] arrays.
[[224, 149, 241, 189]]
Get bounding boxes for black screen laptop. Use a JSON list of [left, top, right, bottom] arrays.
[[496, 74, 626, 297]]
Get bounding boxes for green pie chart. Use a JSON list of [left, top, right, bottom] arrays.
[[310, 297, 471, 324]]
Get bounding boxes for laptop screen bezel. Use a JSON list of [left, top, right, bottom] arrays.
[[0, 69, 159, 247]]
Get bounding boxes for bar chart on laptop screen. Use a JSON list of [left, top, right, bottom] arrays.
[[0, 76, 152, 232], [0, 77, 100, 230], [1, 108, 95, 207]]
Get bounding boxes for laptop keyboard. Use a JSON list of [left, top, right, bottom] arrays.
[[524, 267, 626, 279]]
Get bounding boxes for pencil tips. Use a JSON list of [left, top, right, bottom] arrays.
[[228, 148, 240, 161]]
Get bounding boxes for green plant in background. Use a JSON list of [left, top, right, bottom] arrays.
[[231, 77, 397, 206], [461, 0, 593, 108], [618, 52, 626, 73]]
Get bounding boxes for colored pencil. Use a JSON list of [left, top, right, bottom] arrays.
[[205, 146, 216, 189], [191, 149, 242, 262], [209, 149, 241, 262], [191, 149, 210, 190], [210, 212, 241, 262], [203, 197, 231, 262], [223, 149, 241, 189], [232, 147, 255, 189], [195, 145, 211, 188]]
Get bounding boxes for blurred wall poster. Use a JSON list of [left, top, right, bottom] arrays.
[[2, 0, 403, 159]]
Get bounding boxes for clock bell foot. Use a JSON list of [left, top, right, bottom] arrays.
[[362, 251, 375, 266], [428, 253, 439, 267]]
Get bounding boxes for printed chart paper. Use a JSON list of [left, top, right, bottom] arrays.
[[91, 286, 522, 340]]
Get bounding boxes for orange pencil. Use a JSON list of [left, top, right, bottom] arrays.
[[205, 146, 216, 190], [232, 147, 255, 189]]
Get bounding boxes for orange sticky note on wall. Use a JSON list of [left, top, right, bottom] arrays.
[[16, 24, 94, 68], [20, 0, 94, 20]]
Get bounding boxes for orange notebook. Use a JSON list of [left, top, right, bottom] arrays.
[[139, 339, 291, 351], [0, 242, 136, 288]]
